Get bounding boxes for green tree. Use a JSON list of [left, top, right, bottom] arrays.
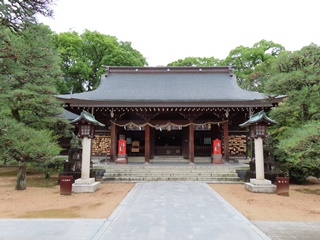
[[167, 56, 222, 66], [223, 40, 285, 91], [0, 23, 70, 135], [0, 0, 54, 32], [53, 30, 148, 93], [266, 44, 320, 182], [274, 121, 320, 183], [0, 117, 61, 190], [267, 44, 320, 125]]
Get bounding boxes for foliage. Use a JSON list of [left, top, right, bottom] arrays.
[[0, 23, 71, 136], [32, 156, 66, 179], [53, 30, 148, 93], [0, 0, 54, 32], [266, 44, 320, 182], [222, 40, 285, 91], [167, 56, 222, 67], [0, 117, 61, 189], [273, 122, 320, 183], [267, 44, 320, 125]]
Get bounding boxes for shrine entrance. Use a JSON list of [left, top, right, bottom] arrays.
[[155, 130, 182, 156], [124, 127, 214, 159]]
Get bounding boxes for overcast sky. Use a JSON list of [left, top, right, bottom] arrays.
[[38, 0, 319, 66]]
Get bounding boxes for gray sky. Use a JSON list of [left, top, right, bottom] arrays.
[[38, 0, 319, 66]]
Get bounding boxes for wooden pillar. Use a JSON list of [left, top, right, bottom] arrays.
[[110, 122, 117, 163], [145, 124, 150, 163], [150, 127, 155, 159], [223, 121, 229, 161], [189, 123, 194, 163]]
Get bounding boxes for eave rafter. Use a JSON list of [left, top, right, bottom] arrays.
[[68, 106, 269, 114]]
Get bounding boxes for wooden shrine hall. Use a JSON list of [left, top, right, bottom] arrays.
[[56, 66, 282, 164]]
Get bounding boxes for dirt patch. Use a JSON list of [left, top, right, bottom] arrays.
[[0, 171, 134, 219], [209, 180, 320, 221]]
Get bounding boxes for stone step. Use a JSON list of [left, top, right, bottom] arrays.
[[96, 162, 249, 182], [102, 176, 240, 182], [104, 172, 238, 177], [103, 167, 238, 173]]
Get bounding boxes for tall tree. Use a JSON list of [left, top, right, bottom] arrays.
[[266, 44, 320, 182], [0, 0, 54, 32], [223, 40, 285, 91], [0, 23, 70, 189], [167, 56, 222, 67], [266, 43, 320, 125], [53, 30, 148, 93], [0, 23, 69, 135]]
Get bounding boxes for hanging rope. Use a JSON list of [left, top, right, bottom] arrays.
[[110, 120, 228, 130]]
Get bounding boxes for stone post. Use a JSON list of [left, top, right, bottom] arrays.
[[81, 137, 91, 179], [72, 137, 101, 192], [254, 137, 265, 180], [244, 136, 276, 193]]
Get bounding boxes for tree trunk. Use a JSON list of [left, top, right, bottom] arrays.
[[16, 161, 27, 190]]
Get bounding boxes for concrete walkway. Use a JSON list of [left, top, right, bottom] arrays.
[[0, 182, 319, 240], [93, 182, 269, 240]]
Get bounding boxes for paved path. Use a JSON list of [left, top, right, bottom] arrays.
[[0, 182, 319, 240], [93, 182, 269, 240]]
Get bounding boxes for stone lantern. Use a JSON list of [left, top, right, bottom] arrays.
[[70, 110, 105, 192], [240, 110, 277, 193]]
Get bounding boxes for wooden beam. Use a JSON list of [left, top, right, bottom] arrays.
[[145, 124, 150, 163], [223, 121, 229, 161], [189, 123, 194, 163], [110, 122, 117, 163]]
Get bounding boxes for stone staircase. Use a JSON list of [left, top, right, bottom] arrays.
[[97, 163, 248, 182]]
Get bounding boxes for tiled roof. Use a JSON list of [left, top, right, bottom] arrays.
[[57, 67, 277, 107]]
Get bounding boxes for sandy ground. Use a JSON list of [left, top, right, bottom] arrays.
[[209, 182, 320, 221], [0, 174, 319, 221]]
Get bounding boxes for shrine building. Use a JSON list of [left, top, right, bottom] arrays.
[[56, 66, 282, 164]]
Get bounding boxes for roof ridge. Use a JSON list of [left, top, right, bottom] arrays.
[[104, 66, 234, 76]]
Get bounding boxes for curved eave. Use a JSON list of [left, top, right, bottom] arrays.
[[57, 97, 276, 108]]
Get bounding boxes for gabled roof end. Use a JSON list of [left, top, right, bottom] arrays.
[[70, 110, 105, 127], [239, 110, 277, 128]]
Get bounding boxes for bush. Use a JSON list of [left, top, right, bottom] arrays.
[[275, 121, 320, 183]]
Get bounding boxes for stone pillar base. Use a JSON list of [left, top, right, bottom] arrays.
[[211, 154, 223, 164], [72, 178, 101, 193], [244, 178, 276, 193], [116, 157, 127, 164]]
